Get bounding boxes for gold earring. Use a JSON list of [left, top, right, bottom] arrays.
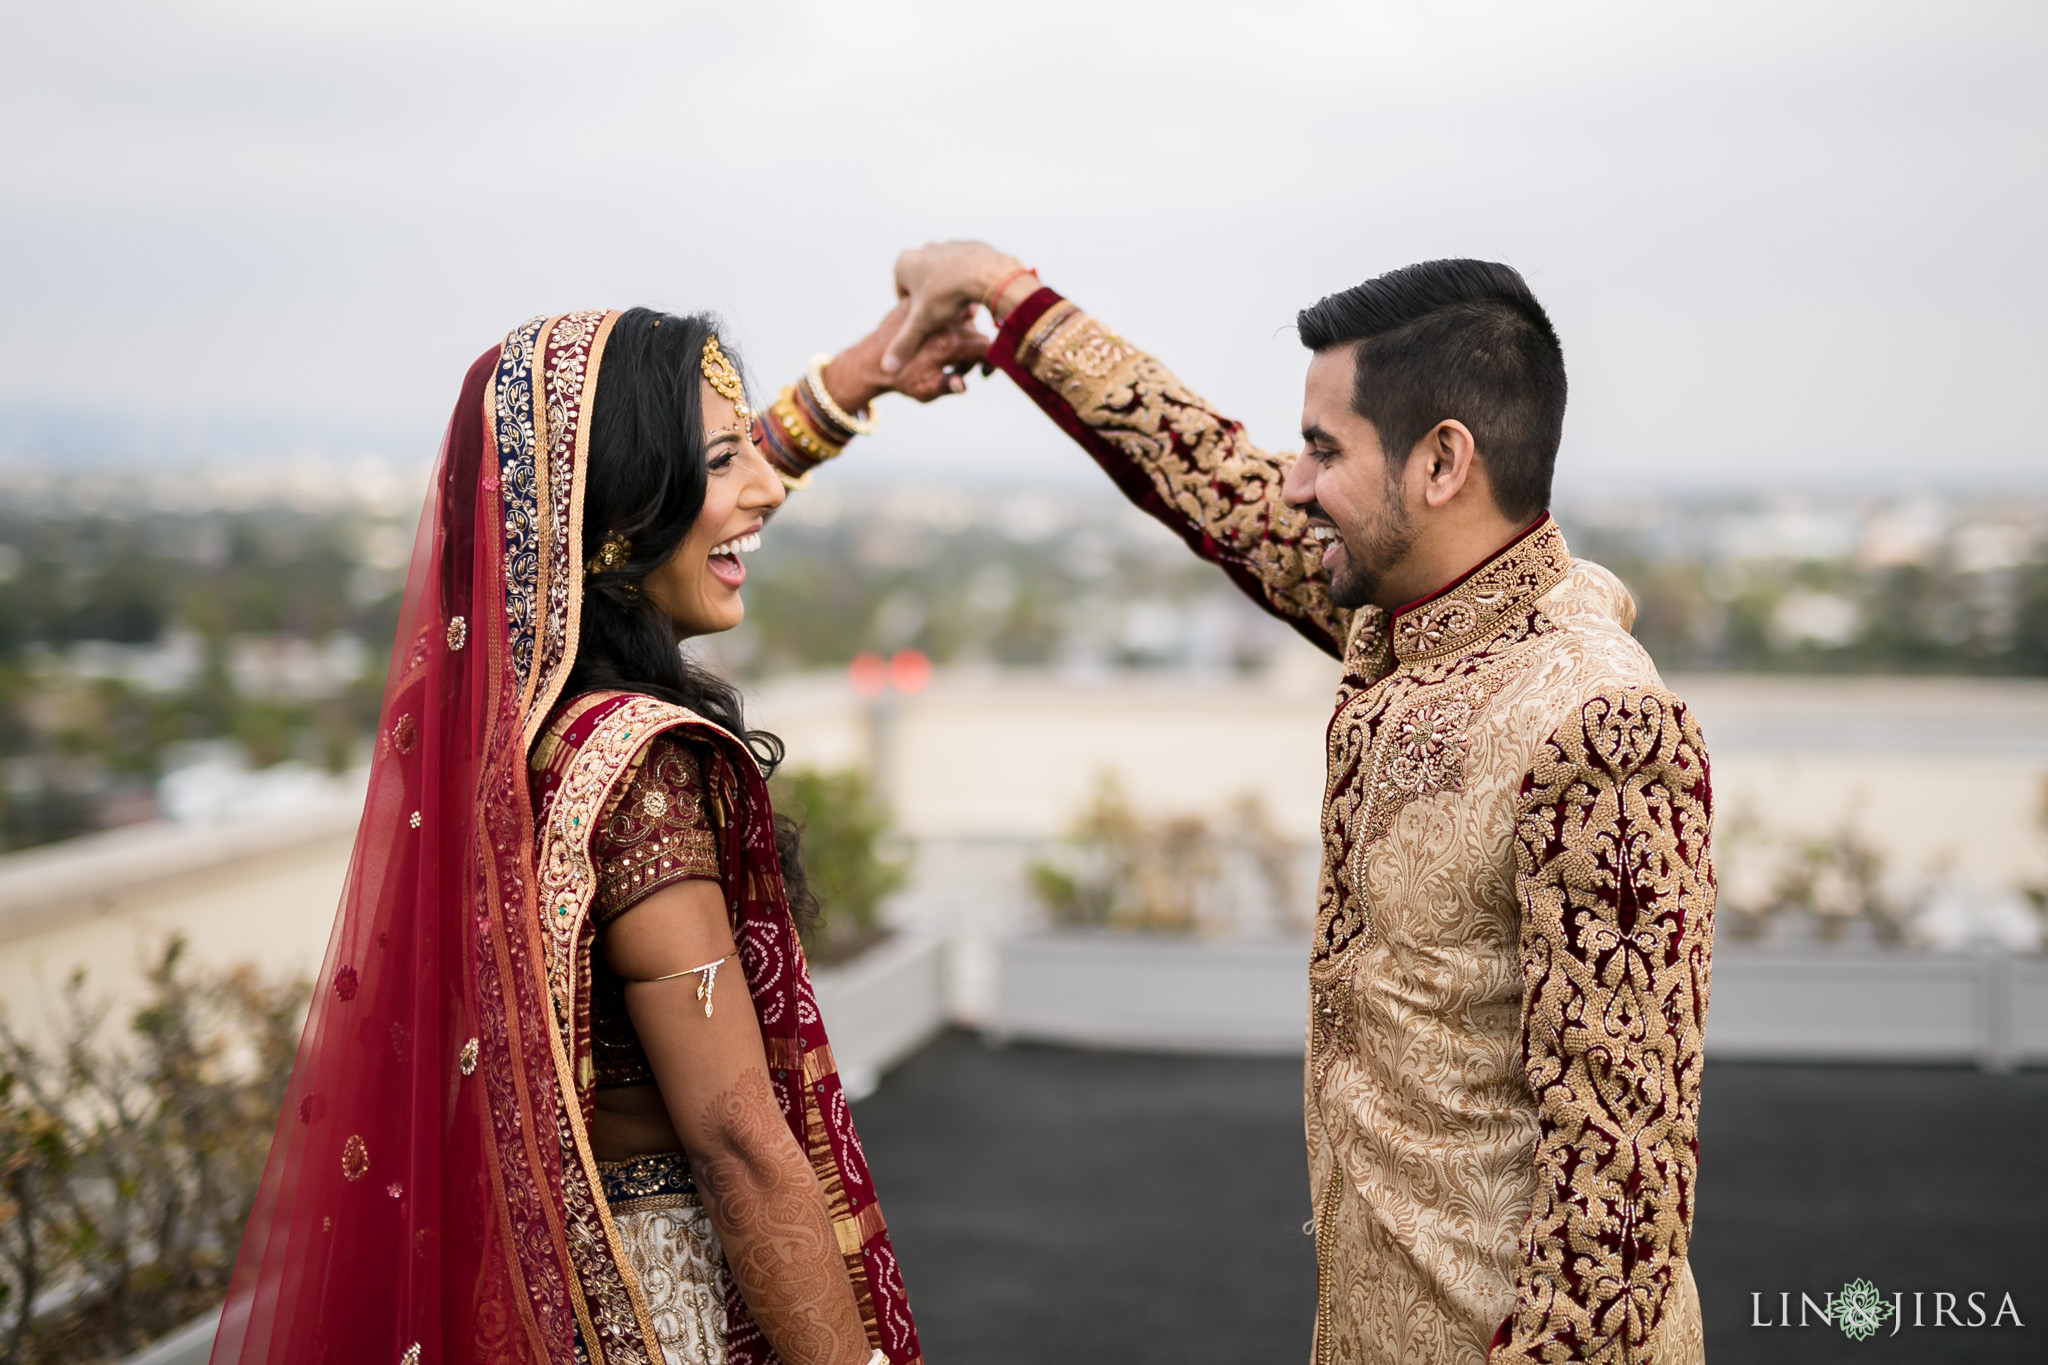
[[586, 531, 631, 575]]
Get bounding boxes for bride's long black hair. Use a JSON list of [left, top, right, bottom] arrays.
[[564, 306, 814, 922]]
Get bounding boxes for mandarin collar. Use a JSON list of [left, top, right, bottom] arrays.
[[1385, 515, 1572, 663]]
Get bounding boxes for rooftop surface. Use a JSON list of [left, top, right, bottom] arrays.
[[854, 1035, 2048, 1364]]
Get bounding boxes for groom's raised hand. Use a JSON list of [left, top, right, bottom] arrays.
[[881, 240, 1030, 375], [824, 295, 990, 416]]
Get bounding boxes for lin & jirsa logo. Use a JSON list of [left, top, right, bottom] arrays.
[[1752, 1279, 2025, 1340]]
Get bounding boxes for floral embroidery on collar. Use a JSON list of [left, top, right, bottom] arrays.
[[1388, 517, 1572, 663]]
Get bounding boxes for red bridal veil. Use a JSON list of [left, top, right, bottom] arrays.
[[211, 313, 920, 1365]]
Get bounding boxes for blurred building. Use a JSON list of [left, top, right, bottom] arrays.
[[2, 468, 2046, 1053]]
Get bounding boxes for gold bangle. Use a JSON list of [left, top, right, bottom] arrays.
[[759, 402, 820, 491], [770, 387, 845, 463], [778, 402, 841, 461], [806, 355, 880, 436]]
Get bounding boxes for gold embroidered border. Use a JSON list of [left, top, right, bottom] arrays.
[[522, 308, 618, 755], [607, 1191, 704, 1218], [532, 694, 714, 1363], [1388, 518, 1571, 662], [472, 791, 586, 1358], [1013, 298, 1084, 375], [470, 507, 591, 1359]]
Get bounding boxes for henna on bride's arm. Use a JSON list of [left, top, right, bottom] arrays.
[[689, 1079, 871, 1365], [612, 884, 873, 1362]]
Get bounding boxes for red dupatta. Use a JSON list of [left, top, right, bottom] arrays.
[[211, 312, 921, 1365]]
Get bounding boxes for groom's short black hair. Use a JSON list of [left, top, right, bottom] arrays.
[[1297, 259, 1565, 522]]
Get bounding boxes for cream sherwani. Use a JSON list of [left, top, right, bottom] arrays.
[[988, 289, 1713, 1365]]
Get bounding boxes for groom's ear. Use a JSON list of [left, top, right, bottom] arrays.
[[1417, 420, 1481, 512]]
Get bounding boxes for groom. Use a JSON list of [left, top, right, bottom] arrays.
[[885, 246, 1714, 1365]]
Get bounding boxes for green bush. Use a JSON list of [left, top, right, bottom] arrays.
[[0, 939, 305, 1365], [1028, 773, 1212, 933], [769, 767, 907, 964], [1028, 774, 1301, 936]]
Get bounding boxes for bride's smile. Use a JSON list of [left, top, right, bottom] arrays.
[[642, 380, 783, 639]]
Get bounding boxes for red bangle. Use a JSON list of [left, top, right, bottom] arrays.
[[982, 265, 1038, 316]]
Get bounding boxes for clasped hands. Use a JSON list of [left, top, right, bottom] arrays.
[[823, 241, 1032, 415]]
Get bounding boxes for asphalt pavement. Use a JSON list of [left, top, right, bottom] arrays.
[[853, 1034, 2048, 1365]]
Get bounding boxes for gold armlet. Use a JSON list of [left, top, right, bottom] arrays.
[[626, 951, 737, 1018]]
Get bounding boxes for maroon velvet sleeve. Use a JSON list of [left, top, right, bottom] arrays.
[[983, 290, 1190, 527], [1497, 691, 1714, 1362], [986, 289, 1345, 658]]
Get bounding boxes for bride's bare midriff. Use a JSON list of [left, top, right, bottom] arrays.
[[590, 1082, 686, 1163]]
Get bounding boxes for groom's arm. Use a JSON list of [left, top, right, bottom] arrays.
[[983, 287, 1349, 658], [1499, 689, 1714, 1364]]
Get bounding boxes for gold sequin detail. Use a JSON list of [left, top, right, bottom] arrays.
[[387, 1180, 404, 1199], [341, 1134, 369, 1182], [445, 615, 467, 651], [408, 810, 422, 830], [459, 1036, 479, 1076], [400, 1345, 421, 1365], [588, 739, 720, 928], [390, 713, 417, 755]]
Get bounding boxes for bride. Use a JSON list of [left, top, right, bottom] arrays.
[[209, 302, 982, 1365]]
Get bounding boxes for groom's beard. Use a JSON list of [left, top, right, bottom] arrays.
[[1325, 496, 1415, 611]]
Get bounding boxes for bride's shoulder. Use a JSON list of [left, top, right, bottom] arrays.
[[549, 689, 722, 745], [532, 689, 654, 764]]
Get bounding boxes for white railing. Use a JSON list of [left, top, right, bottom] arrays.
[[988, 934, 2048, 1070], [992, 934, 1307, 1055], [1708, 949, 2048, 1069]]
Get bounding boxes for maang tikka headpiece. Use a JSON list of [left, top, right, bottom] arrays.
[[700, 335, 753, 436]]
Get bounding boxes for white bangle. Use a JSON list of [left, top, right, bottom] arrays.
[[806, 355, 881, 436]]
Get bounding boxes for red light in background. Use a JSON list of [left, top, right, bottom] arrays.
[[889, 649, 932, 694], [848, 653, 887, 697]]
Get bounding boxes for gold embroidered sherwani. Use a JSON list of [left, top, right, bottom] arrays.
[[988, 290, 1713, 1365]]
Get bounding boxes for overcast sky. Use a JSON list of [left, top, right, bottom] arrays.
[[3, 0, 2043, 496]]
